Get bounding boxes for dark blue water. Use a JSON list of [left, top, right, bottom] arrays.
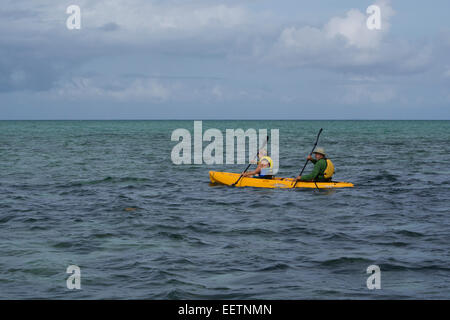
[[0, 120, 449, 299]]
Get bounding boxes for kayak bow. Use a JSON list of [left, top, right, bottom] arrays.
[[209, 171, 354, 189]]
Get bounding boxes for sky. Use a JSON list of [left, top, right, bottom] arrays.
[[0, 0, 449, 119]]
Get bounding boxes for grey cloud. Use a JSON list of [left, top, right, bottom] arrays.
[[0, 0, 263, 94], [0, 0, 448, 117], [0, 48, 59, 92], [98, 22, 120, 32]]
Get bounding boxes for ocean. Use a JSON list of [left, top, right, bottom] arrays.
[[0, 120, 449, 299]]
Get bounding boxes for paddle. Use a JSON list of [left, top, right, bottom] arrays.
[[292, 128, 323, 188], [232, 135, 269, 187]]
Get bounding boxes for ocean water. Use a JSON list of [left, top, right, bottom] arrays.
[[0, 120, 449, 299]]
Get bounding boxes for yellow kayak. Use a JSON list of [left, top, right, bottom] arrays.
[[209, 171, 354, 189]]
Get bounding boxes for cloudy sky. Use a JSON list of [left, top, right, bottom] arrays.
[[1, 0, 449, 119]]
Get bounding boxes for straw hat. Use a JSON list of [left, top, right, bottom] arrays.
[[313, 147, 326, 156]]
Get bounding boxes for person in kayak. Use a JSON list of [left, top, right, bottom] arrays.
[[242, 149, 274, 179], [296, 147, 334, 182]]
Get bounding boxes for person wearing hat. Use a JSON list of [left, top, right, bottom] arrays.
[[296, 147, 334, 182], [242, 148, 274, 179]]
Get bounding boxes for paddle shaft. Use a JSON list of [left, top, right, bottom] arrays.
[[292, 128, 323, 188], [232, 136, 269, 186]]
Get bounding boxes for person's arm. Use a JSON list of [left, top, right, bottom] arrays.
[[299, 163, 320, 181], [308, 155, 317, 164], [243, 164, 262, 177], [296, 156, 317, 180], [299, 160, 325, 181]]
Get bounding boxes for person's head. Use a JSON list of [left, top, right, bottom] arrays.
[[313, 147, 326, 160], [260, 158, 270, 168]]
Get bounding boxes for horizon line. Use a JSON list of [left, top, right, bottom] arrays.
[[0, 119, 448, 121]]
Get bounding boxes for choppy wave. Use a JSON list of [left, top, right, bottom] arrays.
[[0, 120, 449, 299]]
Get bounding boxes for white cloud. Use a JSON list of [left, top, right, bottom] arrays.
[[325, 9, 382, 49], [54, 1, 249, 39], [262, 0, 432, 74], [325, 0, 394, 49], [265, 5, 389, 67]]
